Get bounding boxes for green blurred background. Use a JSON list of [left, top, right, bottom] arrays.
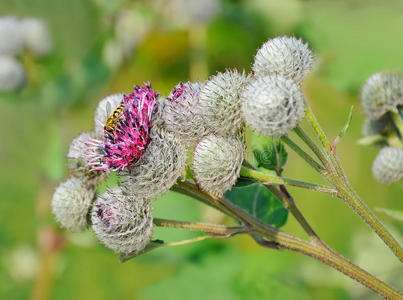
[[0, 0, 402, 299]]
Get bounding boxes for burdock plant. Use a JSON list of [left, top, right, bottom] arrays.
[[359, 72, 403, 189], [52, 36, 403, 298]]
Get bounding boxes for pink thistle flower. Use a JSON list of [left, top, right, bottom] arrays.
[[167, 82, 184, 102], [87, 82, 159, 171]]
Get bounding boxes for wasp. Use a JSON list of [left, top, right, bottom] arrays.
[[104, 101, 125, 136]]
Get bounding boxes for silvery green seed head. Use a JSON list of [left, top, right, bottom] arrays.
[[372, 147, 403, 185], [91, 187, 153, 254], [193, 134, 245, 197], [20, 18, 52, 56], [199, 69, 251, 136], [361, 73, 403, 120], [162, 81, 208, 145], [253, 36, 313, 84], [94, 93, 125, 135], [51, 177, 95, 232], [241, 75, 305, 136], [0, 17, 23, 55], [0, 55, 25, 92], [120, 127, 187, 200], [67, 132, 108, 187]]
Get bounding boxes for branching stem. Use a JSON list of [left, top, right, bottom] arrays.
[[281, 135, 327, 175], [391, 110, 403, 140], [174, 181, 402, 299], [153, 218, 249, 235], [300, 102, 403, 263], [240, 166, 337, 196]]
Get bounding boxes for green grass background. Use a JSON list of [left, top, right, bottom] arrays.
[[0, 0, 402, 299]]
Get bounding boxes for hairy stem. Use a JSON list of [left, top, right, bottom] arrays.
[[336, 182, 403, 263], [281, 135, 327, 175], [302, 101, 403, 262], [294, 125, 332, 170], [175, 181, 402, 298], [268, 238, 403, 300], [391, 110, 403, 140], [264, 185, 323, 245], [153, 218, 248, 234], [240, 166, 337, 196], [304, 104, 348, 182], [171, 184, 228, 215]]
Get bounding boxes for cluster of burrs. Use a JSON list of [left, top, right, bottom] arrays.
[[360, 73, 403, 185], [52, 35, 314, 255]]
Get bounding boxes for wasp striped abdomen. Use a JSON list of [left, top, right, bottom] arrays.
[[104, 103, 125, 135]]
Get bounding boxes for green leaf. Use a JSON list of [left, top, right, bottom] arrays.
[[252, 133, 288, 174], [233, 176, 256, 188], [375, 207, 403, 222], [225, 184, 288, 228]]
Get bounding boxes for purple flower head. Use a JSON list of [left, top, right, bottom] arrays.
[[168, 82, 184, 102], [87, 82, 159, 171]]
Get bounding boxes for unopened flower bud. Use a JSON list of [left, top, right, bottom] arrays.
[[199, 69, 250, 136], [253, 36, 313, 84], [193, 134, 245, 197], [0, 55, 25, 92], [372, 147, 403, 184], [241, 75, 305, 136], [67, 132, 108, 187], [51, 177, 95, 231], [361, 73, 403, 120], [162, 81, 208, 145], [91, 187, 153, 254], [120, 127, 187, 200]]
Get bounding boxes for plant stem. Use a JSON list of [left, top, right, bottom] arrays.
[[121, 234, 242, 263], [240, 166, 337, 196], [163, 235, 230, 246], [391, 110, 403, 139], [294, 125, 334, 172], [388, 133, 403, 149], [171, 184, 228, 215], [264, 185, 323, 245], [153, 218, 248, 235], [304, 104, 347, 182], [302, 101, 403, 262], [268, 238, 403, 300], [336, 182, 403, 262], [281, 135, 327, 175], [304, 104, 333, 151], [176, 182, 403, 299]]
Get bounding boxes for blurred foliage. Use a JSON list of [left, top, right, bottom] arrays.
[[0, 0, 402, 299]]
